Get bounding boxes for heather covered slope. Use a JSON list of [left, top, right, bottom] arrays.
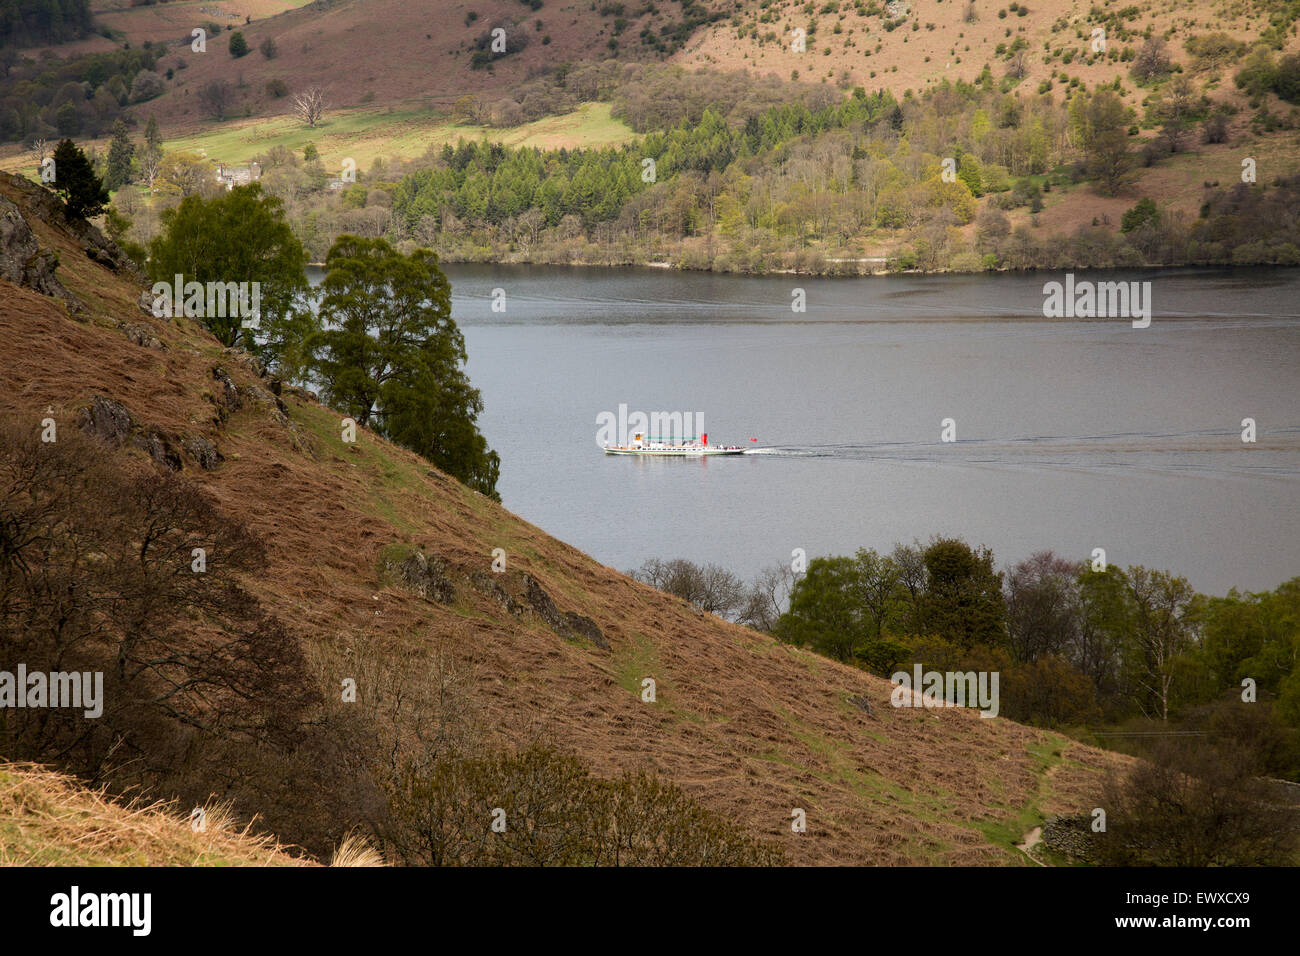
[[0, 170, 1124, 864]]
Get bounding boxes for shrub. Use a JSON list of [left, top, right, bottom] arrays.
[[1120, 196, 1158, 232], [386, 745, 783, 866], [1201, 113, 1228, 144]]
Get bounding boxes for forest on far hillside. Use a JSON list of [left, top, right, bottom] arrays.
[[0, 0, 94, 49], [94, 55, 1300, 276]]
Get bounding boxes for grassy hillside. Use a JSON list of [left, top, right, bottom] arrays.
[[676, 0, 1288, 91], [0, 169, 1127, 865], [0, 762, 311, 865], [158, 101, 636, 169]]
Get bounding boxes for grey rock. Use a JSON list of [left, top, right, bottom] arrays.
[[211, 366, 241, 412], [564, 611, 609, 650], [0, 193, 80, 311], [77, 395, 133, 447], [471, 572, 524, 616], [181, 434, 223, 470], [132, 427, 183, 471], [390, 550, 456, 603], [848, 693, 875, 715], [1042, 814, 1094, 861], [523, 573, 608, 649], [118, 321, 165, 350]]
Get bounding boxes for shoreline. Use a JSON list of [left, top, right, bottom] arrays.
[[305, 256, 1300, 278]]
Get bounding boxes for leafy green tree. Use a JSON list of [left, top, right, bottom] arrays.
[[1197, 578, 1300, 700], [50, 138, 108, 220], [921, 538, 1006, 650], [956, 152, 984, 197], [147, 184, 311, 370], [852, 548, 902, 640], [774, 555, 865, 661], [1121, 197, 1159, 233], [228, 31, 249, 57], [104, 119, 134, 191], [144, 114, 162, 153], [315, 236, 500, 499], [1080, 89, 1136, 196], [1075, 565, 1133, 712]]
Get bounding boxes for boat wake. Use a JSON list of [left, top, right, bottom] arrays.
[[738, 427, 1300, 478]]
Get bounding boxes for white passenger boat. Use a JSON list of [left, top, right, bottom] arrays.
[[603, 432, 746, 456]]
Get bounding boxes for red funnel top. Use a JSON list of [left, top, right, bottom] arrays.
[[701, 432, 708, 446]]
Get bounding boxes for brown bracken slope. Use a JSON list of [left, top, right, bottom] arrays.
[[0, 170, 1124, 864]]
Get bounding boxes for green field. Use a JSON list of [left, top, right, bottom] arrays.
[[162, 102, 638, 172]]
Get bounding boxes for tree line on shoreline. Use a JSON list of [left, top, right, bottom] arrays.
[[632, 539, 1300, 781], [61, 49, 1300, 276]]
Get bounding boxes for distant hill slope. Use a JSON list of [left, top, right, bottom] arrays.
[[20, 0, 1296, 135], [34, 0, 716, 131], [0, 169, 1125, 864], [672, 0, 1293, 93]]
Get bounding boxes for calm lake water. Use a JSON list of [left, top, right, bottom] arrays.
[[349, 264, 1300, 596]]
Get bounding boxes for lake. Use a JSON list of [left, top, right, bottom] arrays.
[[371, 264, 1300, 596]]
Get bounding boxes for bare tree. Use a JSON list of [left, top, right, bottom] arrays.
[[1005, 551, 1083, 663], [1006, 49, 1029, 80], [198, 80, 235, 120], [738, 563, 799, 632], [292, 87, 328, 128], [138, 146, 163, 194], [1131, 36, 1172, 82], [1125, 567, 1196, 722], [629, 557, 746, 619]]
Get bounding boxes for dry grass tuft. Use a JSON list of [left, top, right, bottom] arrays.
[[330, 830, 386, 867], [0, 762, 313, 867]]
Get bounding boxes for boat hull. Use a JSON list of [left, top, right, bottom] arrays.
[[604, 447, 745, 456]]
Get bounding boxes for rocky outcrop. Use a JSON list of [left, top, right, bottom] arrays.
[[522, 573, 608, 649], [77, 395, 133, 447], [77, 394, 216, 473], [182, 434, 224, 471], [562, 610, 609, 650], [133, 427, 183, 472], [0, 170, 145, 284], [0, 193, 80, 313], [388, 550, 457, 603], [471, 572, 524, 616], [211, 366, 242, 415], [847, 693, 875, 715], [118, 321, 166, 350]]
